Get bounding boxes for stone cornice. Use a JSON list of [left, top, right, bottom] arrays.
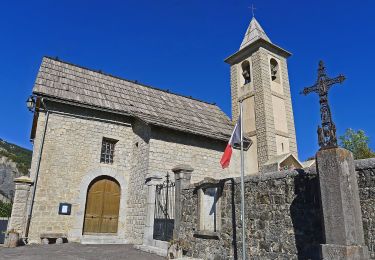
[[224, 39, 292, 65]]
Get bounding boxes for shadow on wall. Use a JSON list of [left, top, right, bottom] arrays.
[[229, 179, 238, 260], [290, 172, 324, 260]]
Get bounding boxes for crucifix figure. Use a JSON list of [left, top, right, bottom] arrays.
[[301, 61, 346, 149]]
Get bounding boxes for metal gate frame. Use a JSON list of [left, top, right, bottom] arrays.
[[153, 172, 175, 242]]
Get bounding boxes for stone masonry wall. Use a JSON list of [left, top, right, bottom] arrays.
[[149, 127, 228, 184], [178, 158, 375, 259], [125, 119, 151, 244], [357, 158, 375, 258], [280, 56, 298, 158], [148, 126, 258, 181], [230, 65, 239, 121], [27, 103, 135, 243], [179, 169, 323, 260]]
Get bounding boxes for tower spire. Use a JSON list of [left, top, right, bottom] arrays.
[[240, 17, 271, 50]]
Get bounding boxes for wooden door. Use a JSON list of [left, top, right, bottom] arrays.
[[83, 177, 120, 234]]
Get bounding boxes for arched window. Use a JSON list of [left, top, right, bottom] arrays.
[[241, 60, 251, 85], [270, 58, 280, 83]]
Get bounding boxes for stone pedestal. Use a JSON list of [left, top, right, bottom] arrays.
[[172, 164, 193, 239], [316, 148, 369, 259], [7, 176, 33, 239]]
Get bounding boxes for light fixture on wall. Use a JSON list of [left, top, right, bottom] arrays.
[[26, 95, 36, 112]]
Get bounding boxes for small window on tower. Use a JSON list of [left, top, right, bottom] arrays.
[[100, 138, 118, 164], [270, 58, 280, 83], [241, 60, 251, 85]]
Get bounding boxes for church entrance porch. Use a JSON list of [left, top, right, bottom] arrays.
[[83, 176, 120, 234]]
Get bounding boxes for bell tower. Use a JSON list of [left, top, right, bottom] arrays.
[[225, 17, 298, 173]]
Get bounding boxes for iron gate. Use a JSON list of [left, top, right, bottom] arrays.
[[153, 173, 175, 241]]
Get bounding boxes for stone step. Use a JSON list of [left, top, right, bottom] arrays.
[[81, 235, 127, 245], [134, 244, 167, 257]]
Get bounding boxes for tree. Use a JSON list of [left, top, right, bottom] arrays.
[[339, 128, 375, 159], [0, 201, 12, 218]]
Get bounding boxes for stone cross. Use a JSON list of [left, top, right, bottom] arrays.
[[301, 60, 345, 149]]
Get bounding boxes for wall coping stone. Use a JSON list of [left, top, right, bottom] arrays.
[[172, 164, 194, 173], [14, 176, 33, 184], [193, 230, 220, 240], [183, 158, 375, 191], [355, 158, 375, 170]]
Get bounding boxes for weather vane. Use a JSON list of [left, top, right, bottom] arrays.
[[301, 61, 346, 150]]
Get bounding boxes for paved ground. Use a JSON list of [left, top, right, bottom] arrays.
[[0, 243, 165, 260]]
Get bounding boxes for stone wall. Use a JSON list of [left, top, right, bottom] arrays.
[[177, 158, 375, 259], [357, 158, 375, 258], [23, 101, 236, 245], [149, 127, 228, 184], [27, 103, 134, 243], [125, 119, 151, 244]]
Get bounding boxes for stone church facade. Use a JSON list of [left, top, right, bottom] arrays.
[[25, 57, 234, 244], [9, 17, 302, 246]]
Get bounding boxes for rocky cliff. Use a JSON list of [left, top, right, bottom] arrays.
[[0, 139, 32, 201]]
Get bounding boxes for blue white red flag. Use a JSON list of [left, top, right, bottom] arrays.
[[220, 117, 241, 168]]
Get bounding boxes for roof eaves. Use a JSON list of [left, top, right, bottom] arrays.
[[33, 92, 231, 142]]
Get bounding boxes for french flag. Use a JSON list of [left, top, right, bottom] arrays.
[[220, 117, 241, 169]]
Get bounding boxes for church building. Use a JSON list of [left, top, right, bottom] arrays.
[[9, 17, 301, 247]]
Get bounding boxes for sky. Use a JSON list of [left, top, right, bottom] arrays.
[[0, 0, 374, 161]]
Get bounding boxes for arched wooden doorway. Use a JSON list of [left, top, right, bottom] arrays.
[[83, 176, 120, 234]]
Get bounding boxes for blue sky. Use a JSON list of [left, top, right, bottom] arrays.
[[0, 0, 374, 161]]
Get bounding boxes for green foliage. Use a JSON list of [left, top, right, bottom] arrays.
[[0, 201, 12, 218], [0, 139, 32, 175], [339, 129, 375, 160]]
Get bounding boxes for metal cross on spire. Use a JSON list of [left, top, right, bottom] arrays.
[[301, 60, 346, 149], [249, 4, 256, 17]]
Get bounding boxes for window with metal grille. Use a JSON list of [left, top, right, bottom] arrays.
[[100, 138, 117, 164]]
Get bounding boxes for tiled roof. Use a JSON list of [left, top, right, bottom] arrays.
[[32, 57, 233, 140]]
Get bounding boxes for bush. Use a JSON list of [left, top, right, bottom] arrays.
[[0, 201, 12, 218]]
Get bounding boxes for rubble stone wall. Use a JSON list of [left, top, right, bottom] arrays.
[[178, 158, 375, 259], [357, 158, 375, 258]]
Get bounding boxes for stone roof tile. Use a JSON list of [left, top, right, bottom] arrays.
[[240, 17, 271, 50], [32, 57, 233, 141]]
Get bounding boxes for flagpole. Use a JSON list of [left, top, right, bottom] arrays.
[[240, 100, 246, 259]]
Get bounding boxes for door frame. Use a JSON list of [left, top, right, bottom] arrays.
[[69, 167, 128, 243]]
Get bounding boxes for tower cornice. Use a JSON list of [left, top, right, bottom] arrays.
[[224, 38, 292, 65]]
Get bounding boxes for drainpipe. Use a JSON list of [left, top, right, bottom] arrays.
[[25, 97, 49, 239]]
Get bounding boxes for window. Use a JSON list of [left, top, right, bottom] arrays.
[[241, 60, 251, 85], [100, 138, 117, 164], [270, 58, 280, 83]]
